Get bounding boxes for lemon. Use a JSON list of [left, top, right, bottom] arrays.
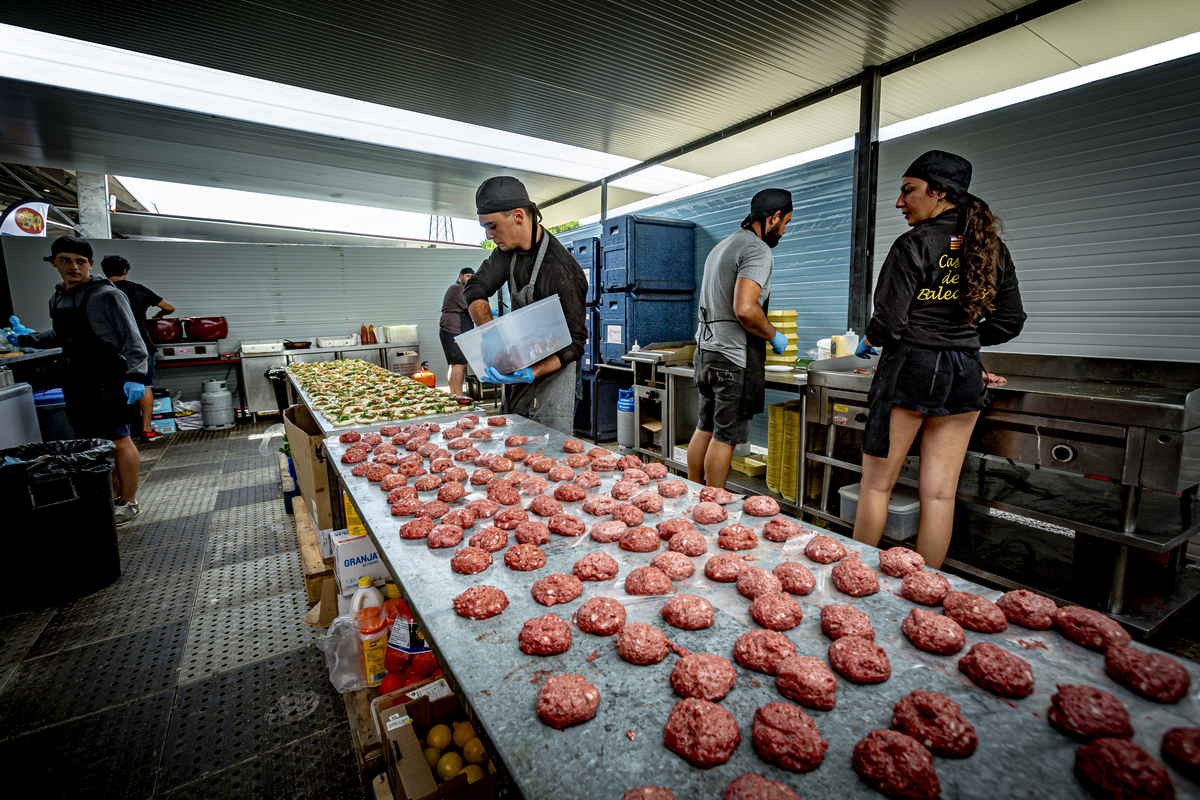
[[426, 723, 452, 750], [423, 747, 441, 769], [436, 751, 464, 782], [459, 764, 486, 785], [462, 737, 486, 765], [452, 720, 477, 749]]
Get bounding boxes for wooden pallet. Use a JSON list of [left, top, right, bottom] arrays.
[[344, 687, 385, 785], [292, 496, 335, 606]]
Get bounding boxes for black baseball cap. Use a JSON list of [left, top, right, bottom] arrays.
[[45, 235, 93, 262], [741, 188, 793, 228], [459, 267, 475, 275], [476, 176, 532, 215]]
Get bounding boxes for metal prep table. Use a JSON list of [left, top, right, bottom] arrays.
[[327, 412, 1200, 800]]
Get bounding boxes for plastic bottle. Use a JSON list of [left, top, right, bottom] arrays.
[[359, 323, 369, 345], [844, 329, 859, 356], [384, 597, 416, 673], [350, 576, 384, 614], [358, 613, 389, 687]]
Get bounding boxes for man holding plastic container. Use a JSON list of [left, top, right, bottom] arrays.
[[687, 189, 793, 489], [463, 176, 588, 435], [7, 236, 149, 524]]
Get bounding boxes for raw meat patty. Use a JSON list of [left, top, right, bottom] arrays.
[[397, 463, 427, 478], [705, 553, 746, 582], [562, 438, 584, 453], [997, 589, 1057, 630], [470, 468, 495, 485], [737, 567, 783, 599], [416, 500, 449, 520], [430, 458, 453, 474], [805, 535, 847, 564], [1076, 739, 1174, 800], [1104, 644, 1191, 703], [625, 566, 672, 596], [631, 492, 664, 514], [619, 526, 659, 552], [530, 458, 554, 474], [582, 494, 617, 516], [361, 432, 383, 446], [718, 524, 758, 551], [339, 431, 361, 443], [427, 524, 463, 549], [573, 552, 619, 581], [379, 474, 407, 491], [658, 517, 695, 538], [519, 613, 572, 655], [643, 463, 669, 479], [450, 546, 491, 574], [494, 508, 528, 529], [775, 656, 838, 711], [528, 495, 562, 517], [574, 471, 601, 488], [1161, 727, 1200, 785], [618, 622, 670, 665], [514, 520, 551, 545], [387, 486, 418, 504], [566, 453, 592, 468], [902, 608, 965, 655], [734, 629, 796, 674], [576, 597, 626, 636], [505, 435, 527, 447], [400, 517, 436, 540], [590, 520, 627, 543], [832, 556, 880, 597], [753, 701, 828, 772], [774, 563, 815, 596], [852, 730, 940, 800], [436, 482, 465, 503], [671, 653, 737, 701], [446, 437, 472, 451], [663, 698, 740, 768], [623, 468, 650, 485], [453, 585, 508, 619], [957, 642, 1034, 698], [1048, 684, 1134, 741], [829, 636, 891, 683], [693, 501, 728, 525], [1053, 606, 1132, 650], [892, 690, 978, 758], [901, 571, 951, 606], [366, 464, 394, 482], [468, 527, 507, 552], [743, 495, 781, 517], [442, 507, 476, 531], [391, 497, 422, 516], [622, 788, 676, 800], [442, 467, 468, 484], [548, 513, 586, 537], [670, 530, 708, 557], [372, 454, 401, 466], [490, 457, 514, 472], [441, 427, 463, 440], [724, 774, 801, 800], [762, 517, 803, 542], [504, 447, 527, 460], [592, 455, 619, 471], [503, 543, 546, 571], [612, 503, 645, 526], [878, 547, 926, 577], [487, 416, 507, 426], [341, 449, 368, 464], [418, 442, 439, 457], [350, 462, 372, 476], [531, 572, 583, 606], [617, 454, 643, 471], [490, 485, 521, 506], [554, 482, 586, 502], [536, 673, 599, 730], [372, 443, 397, 456], [651, 551, 695, 580], [660, 594, 715, 630], [700, 486, 735, 504], [658, 480, 688, 498], [751, 592, 804, 631], [942, 591, 1007, 632], [414, 475, 443, 492]]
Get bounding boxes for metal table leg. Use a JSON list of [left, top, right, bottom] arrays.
[[1107, 484, 1143, 614]]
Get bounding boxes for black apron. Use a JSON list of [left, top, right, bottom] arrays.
[[739, 295, 769, 421], [862, 342, 913, 458], [51, 282, 130, 434]]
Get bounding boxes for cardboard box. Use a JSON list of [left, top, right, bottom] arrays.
[[282, 404, 333, 529], [345, 492, 368, 538], [150, 389, 176, 434], [333, 529, 390, 594], [318, 524, 335, 560]]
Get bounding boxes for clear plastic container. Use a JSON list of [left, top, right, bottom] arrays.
[[453, 294, 572, 377]]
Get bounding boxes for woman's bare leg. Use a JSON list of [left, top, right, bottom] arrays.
[[914, 411, 980, 568], [853, 407, 925, 547]]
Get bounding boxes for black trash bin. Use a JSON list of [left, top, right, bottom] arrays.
[[0, 439, 120, 608], [265, 366, 291, 414]]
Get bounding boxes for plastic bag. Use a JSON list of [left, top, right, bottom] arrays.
[[258, 423, 285, 457], [315, 614, 367, 693], [0, 439, 116, 488], [174, 397, 204, 430]]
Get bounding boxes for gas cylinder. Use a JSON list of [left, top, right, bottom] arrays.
[[413, 361, 436, 388], [200, 379, 236, 430]]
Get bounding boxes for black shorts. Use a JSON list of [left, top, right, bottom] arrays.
[[439, 328, 468, 366], [891, 345, 988, 416], [144, 355, 156, 387], [694, 349, 751, 445], [73, 420, 132, 441]]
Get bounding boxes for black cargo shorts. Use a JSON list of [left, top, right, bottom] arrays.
[[694, 349, 751, 445]]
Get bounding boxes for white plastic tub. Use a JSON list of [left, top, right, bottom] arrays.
[[838, 482, 920, 541], [454, 294, 571, 377]]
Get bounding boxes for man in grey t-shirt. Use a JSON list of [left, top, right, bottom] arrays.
[[687, 189, 793, 489]]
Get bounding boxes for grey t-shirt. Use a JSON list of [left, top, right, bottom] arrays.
[[694, 229, 773, 367]]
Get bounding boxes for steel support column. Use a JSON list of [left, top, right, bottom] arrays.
[[76, 171, 111, 239], [848, 67, 881, 333], [600, 177, 608, 223]]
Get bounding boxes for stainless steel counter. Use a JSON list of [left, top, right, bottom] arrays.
[[0, 347, 62, 366]]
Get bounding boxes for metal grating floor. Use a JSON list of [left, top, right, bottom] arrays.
[[0, 422, 363, 799]]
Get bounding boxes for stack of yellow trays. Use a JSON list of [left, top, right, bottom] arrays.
[[766, 399, 802, 499], [766, 309, 799, 368], [766, 402, 786, 491]]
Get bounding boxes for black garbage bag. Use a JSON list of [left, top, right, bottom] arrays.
[[265, 366, 291, 413], [0, 438, 116, 487]]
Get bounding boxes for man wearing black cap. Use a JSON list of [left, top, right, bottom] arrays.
[[9, 237, 150, 524], [462, 176, 588, 434], [687, 189, 793, 489], [439, 267, 476, 397]]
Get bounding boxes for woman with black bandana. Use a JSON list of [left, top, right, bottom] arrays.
[[852, 151, 1026, 568]]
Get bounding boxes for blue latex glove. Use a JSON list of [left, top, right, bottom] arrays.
[[8, 315, 33, 335], [769, 331, 788, 355], [855, 339, 878, 359], [123, 382, 146, 404], [490, 308, 500, 318], [481, 367, 534, 385], [4, 330, 18, 347]]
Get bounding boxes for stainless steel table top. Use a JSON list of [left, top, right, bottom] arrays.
[[0, 347, 63, 365], [328, 415, 1199, 800]]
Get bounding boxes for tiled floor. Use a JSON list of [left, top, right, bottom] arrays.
[[0, 423, 364, 800]]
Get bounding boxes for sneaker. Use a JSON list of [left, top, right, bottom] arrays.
[[142, 429, 164, 443], [114, 502, 141, 525]]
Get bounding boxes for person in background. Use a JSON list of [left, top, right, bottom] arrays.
[[687, 189, 793, 489], [438, 267, 475, 397], [853, 150, 1026, 568], [102, 255, 175, 442], [8, 237, 149, 524], [464, 176, 587, 434]]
